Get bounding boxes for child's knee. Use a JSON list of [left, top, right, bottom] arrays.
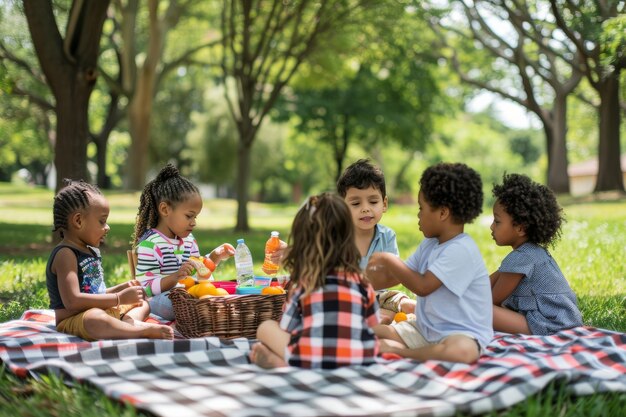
[[256, 320, 279, 342], [83, 307, 109, 321], [441, 336, 480, 363], [373, 323, 397, 340]]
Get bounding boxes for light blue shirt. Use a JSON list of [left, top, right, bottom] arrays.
[[405, 233, 493, 349], [359, 224, 399, 270], [500, 242, 582, 334]]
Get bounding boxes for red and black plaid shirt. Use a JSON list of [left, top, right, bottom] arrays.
[[279, 270, 380, 369]]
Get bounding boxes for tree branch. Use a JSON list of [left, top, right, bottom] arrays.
[[9, 84, 55, 112]]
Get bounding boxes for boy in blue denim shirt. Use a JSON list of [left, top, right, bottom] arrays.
[[337, 159, 400, 323]]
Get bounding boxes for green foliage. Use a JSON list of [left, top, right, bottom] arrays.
[[426, 112, 544, 205], [185, 85, 240, 187], [601, 14, 626, 68], [272, 4, 441, 181]]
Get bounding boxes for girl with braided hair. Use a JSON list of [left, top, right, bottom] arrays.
[[132, 164, 234, 320], [46, 179, 174, 340]]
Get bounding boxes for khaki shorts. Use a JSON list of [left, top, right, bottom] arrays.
[[57, 304, 135, 341], [392, 320, 482, 354]]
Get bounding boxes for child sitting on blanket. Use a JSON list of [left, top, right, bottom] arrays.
[[336, 159, 401, 324], [250, 193, 380, 369], [489, 173, 583, 335], [131, 164, 234, 321], [366, 163, 493, 363], [46, 180, 173, 341]]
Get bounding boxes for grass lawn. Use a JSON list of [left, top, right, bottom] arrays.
[[0, 182, 625, 416]]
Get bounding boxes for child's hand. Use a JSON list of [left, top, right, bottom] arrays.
[[119, 285, 145, 306], [208, 243, 236, 264], [120, 279, 142, 290], [269, 240, 288, 265], [365, 253, 389, 283], [177, 261, 195, 278]]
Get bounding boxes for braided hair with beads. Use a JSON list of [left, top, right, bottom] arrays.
[[53, 179, 103, 239], [132, 164, 200, 246]]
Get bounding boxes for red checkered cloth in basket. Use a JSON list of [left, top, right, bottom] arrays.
[[1, 310, 626, 417]]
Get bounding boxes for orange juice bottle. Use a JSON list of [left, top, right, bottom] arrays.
[[262, 231, 280, 275]]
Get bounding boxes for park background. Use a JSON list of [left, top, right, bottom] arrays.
[[1, 1, 625, 416]]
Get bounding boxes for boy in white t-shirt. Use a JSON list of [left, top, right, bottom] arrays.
[[367, 162, 493, 363]]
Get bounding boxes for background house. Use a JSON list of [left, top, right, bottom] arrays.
[[568, 154, 626, 195]]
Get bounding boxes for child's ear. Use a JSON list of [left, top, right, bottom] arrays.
[[439, 206, 450, 221], [382, 196, 388, 212], [69, 212, 83, 230], [158, 201, 170, 217], [515, 224, 527, 237]]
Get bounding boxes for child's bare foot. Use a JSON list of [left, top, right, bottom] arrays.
[[400, 298, 416, 314], [250, 342, 287, 369], [141, 324, 174, 340]]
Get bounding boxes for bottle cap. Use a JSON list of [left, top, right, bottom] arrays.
[[271, 231, 279, 237], [237, 238, 244, 244]]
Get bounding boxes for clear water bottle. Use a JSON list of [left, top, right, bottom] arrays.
[[234, 238, 254, 287]]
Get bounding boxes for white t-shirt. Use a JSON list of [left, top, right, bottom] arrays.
[[405, 233, 493, 349]]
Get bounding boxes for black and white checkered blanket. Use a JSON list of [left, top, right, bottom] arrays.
[[1, 310, 625, 416]]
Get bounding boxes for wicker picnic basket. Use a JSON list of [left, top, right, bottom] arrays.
[[168, 287, 286, 339]]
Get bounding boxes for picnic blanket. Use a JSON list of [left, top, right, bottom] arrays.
[[1, 310, 625, 417]]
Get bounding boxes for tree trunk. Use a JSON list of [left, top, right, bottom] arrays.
[[595, 74, 624, 192], [127, 87, 153, 189], [333, 115, 350, 183], [122, 0, 182, 190], [94, 138, 109, 189], [23, 0, 110, 192], [93, 93, 121, 189], [546, 95, 570, 194], [235, 138, 252, 232], [291, 181, 303, 203], [126, 39, 159, 190], [53, 76, 91, 187]]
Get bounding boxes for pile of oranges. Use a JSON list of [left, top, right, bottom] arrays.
[[178, 278, 229, 298], [178, 277, 286, 297]]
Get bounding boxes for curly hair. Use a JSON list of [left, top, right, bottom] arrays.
[[493, 173, 563, 247], [419, 162, 483, 224], [132, 164, 200, 246], [282, 193, 362, 296], [53, 179, 103, 238], [337, 159, 387, 199]]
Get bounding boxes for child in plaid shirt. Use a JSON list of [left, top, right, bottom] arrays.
[[250, 193, 380, 369]]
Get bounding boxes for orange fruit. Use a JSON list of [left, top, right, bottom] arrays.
[[213, 288, 229, 296], [393, 312, 408, 323], [261, 286, 285, 295], [189, 281, 216, 298], [178, 276, 196, 290], [199, 288, 229, 299]]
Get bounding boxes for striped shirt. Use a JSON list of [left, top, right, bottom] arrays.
[[135, 229, 200, 296], [280, 271, 380, 369]]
